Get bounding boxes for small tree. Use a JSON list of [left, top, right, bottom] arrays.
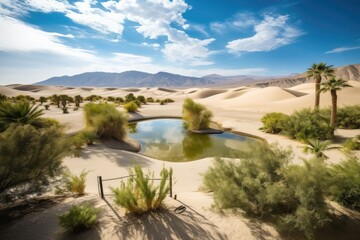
[[51, 94, 60, 107], [74, 95, 83, 107], [39, 96, 47, 105], [59, 95, 70, 108], [125, 93, 136, 103]]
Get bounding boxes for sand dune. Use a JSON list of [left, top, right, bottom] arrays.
[[187, 89, 228, 99]]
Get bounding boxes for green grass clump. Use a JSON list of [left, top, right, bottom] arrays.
[[64, 169, 89, 195], [343, 138, 360, 151], [111, 165, 172, 215], [260, 112, 289, 134], [182, 98, 213, 131], [123, 101, 139, 113], [59, 203, 99, 233], [84, 103, 128, 141]]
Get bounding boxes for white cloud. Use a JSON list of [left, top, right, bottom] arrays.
[[210, 12, 256, 34], [162, 38, 215, 66], [325, 46, 360, 54], [226, 15, 303, 54], [24, 0, 69, 13], [142, 42, 160, 48], [0, 15, 96, 60], [112, 53, 152, 64]]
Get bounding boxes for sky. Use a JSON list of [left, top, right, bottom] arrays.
[[0, 0, 359, 85]]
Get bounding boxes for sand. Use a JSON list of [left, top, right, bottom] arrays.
[[0, 82, 360, 240]]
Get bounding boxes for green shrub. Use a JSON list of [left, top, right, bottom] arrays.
[[163, 98, 175, 103], [136, 95, 146, 104], [182, 98, 213, 130], [45, 104, 50, 110], [123, 101, 138, 113], [282, 108, 332, 140], [160, 100, 165, 105], [84, 103, 128, 141], [59, 203, 99, 233], [336, 105, 360, 129], [125, 93, 136, 103], [146, 97, 154, 103], [203, 142, 330, 239], [328, 154, 360, 211], [62, 107, 69, 114], [64, 169, 89, 195], [260, 112, 289, 133], [111, 165, 172, 215], [280, 159, 330, 238], [0, 124, 69, 195], [343, 138, 360, 151]]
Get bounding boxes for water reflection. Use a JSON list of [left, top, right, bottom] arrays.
[[128, 119, 255, 162]]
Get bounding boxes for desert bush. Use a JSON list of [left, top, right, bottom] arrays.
[[282, 108, 332, 140], [124, 101, 138, 113], [260, 112, 289, 134], [64, 169, 89, 195], [163, 98, 174, 103], [125, 93, 136, 103], [182, 98, 213, 130], [136, 95, 146, 104], [111, 165, 172, 215], [62, 107, 69, 114], [0, 94, 7, 102], [343, 138, 360, 151], [280, 159, 330, 238], [0, 124, 69, 195], [337, 105, 360, 129], [59, 203, 99, 232], [160, 100, 165, 105], [146, 97, 154, 103], [106, 96, 115, 102], [45, 104, 50, 110], [39, 96, 47, 104], [203, 142, 330, 239], [328, 154, 360, 211], [84, 103, 128, 141]]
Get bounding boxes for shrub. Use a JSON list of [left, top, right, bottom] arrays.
[[260, 112, 289, 134], [343, 138, 360, 151], [123, 101, 138, 113], [73, 107, 79, 111], [0, 94, 7, 102], [282, 108, 332, 140], [45, 104, 50, 110], [59, 203, 99, 232], [136, 95, 146, 104], [64, 169, 89, 195], [203, 142, 330, 239], [125, 93, 136, 103], [328, 154, 360, 211], [111, 165, 172, 215], [182, 98, 213, 131], [337, 105, 360, 129], [84, 103, 128, 141], [146, 97, 154, 103], [159, 100, 165, 105], [0, 124, 69, 195], [62, 107, 69, 114], [163, 98, 175, 103]]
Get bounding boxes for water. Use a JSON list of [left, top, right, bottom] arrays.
[[128, 119, 256, 162]]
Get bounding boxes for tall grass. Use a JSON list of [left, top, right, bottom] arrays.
[[64, 169, 89, 195], [111, 165, 172, 215], [182, 98, 213, 131], [84, 103, 128, 141]]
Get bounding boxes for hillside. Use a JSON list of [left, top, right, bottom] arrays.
[[254, 64, 360, 88]]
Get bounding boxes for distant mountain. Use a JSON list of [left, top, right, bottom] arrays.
[[254, 64, 360, 88], [36, 71, 213, 87]]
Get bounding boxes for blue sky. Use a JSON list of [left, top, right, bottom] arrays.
[[0, 0, 359, 84]]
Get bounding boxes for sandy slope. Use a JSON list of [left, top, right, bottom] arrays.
[[0, 82, 360, 240]]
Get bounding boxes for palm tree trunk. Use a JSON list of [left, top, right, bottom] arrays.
[[315, 77, 321, 110], [330, 90, 337, 135]]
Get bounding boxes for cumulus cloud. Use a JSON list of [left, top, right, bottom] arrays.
[[0, 15, 96, 60], [162, 38, 215, 66], [325, 46, 360, 54], [226, 15, 303, 54]]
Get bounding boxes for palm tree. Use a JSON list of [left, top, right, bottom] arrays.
[[306, 63, 335, 110], [302, 139, 339, 159], [319, 77, 352, 135], [0, 101, 44, 131]]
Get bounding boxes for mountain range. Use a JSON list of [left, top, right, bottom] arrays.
[[35, 64, 360, 88]]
